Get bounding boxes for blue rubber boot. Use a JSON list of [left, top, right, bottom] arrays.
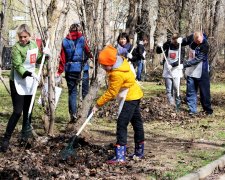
[[129, 141, 144, 159], [107, 145, 126, 165]]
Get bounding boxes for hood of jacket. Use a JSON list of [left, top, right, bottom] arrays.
[[112, 56, 130, 72], [66, 31, 83, 40]]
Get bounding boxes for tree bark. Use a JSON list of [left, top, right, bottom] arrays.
[[102, 0, 111, 45], [0, 0, 7, 67], [126, 0, 138, 37]]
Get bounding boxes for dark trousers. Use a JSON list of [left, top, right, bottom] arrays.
[[66, 71, 89, 116], [186, 71, 213, 114], [3, 81, 32, 140], [116, 99, 144, 145]]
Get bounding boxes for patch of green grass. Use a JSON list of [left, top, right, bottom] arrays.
[[141, 82, 165, 97], [141, 81, 186, 98], [0, 83, 12, 125], [210, 82, 225, 94], [163, 149, 224, 179], [216, 131, 225, 139], [1, 70, 10, 78]]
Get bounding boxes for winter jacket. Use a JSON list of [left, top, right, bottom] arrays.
[[10, 40, 42, 81], [116, 43, 132, 57], [182, 34, 209, 72], [130, 41, 146, 63], [97, 58, 143, 107], [57, 31, 92, 75]]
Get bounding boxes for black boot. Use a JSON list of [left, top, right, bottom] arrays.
[[0, 112, 21, 152], [20, 114, 33, 143], [69, 113, 78, 123], [0, 138, 9, 153]]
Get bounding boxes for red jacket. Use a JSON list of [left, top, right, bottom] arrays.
[[57, 31, 92, 75]]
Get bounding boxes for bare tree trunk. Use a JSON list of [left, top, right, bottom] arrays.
[[29, 0, 71, 135], [46, 0, 71, 135], [0, 0, 7, 68], [102, 0, 111, 45], [126, 0, 138, 37], [47, 62, 55, 135], [148, 0, 158, 62], [154, 0, 167, 66], [0, 0, 10, 94], [207, 0, 222, 80]]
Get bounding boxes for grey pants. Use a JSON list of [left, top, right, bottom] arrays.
[[164, 77, 180, 105]]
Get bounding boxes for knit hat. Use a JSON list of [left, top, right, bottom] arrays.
[[98, 45, 117, 66], [73, 20, 81, 25]]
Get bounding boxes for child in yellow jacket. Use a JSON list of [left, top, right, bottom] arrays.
[[92, 45, 145, 164]]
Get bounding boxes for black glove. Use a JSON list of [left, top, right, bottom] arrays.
[[22, 71, 32, 79], [183, 60, 190, 68]]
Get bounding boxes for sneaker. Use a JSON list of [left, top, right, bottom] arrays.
[[189, 111, 197, 116], [69, 114, 78, 123], [203, 111, 213, 116]]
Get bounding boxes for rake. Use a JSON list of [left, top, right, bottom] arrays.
[[60, 111, 94, 160]]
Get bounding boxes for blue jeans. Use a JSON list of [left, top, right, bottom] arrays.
[[82, 70, 89, 98], [117, 99, 144, 145], [66, 70, 89, 115], [165, 77, 180, 105], [136, 60, 143, 81], [165, 78, 174, 104], [186, 74, 213, 114]]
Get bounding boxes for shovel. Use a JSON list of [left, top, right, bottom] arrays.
[[176, 40, 182, 111], [60, 111, 94, 160], [160, 45, 172, 74], [130, 33, 138, 53], [22, 38, 50, 139]]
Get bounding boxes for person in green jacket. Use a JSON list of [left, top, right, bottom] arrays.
[[0, 24, 50, 152]]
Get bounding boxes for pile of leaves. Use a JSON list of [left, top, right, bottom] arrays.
[[96, 94, 202, 123], [0, 135, 160, 179]]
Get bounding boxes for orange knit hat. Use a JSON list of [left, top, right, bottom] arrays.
[[98, 45, 117, 66]]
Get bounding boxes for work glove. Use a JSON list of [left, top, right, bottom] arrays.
[[43, 47, 52, 57], [55, 72, 60, 77], [157, 42, 163, 47], [142, 51, 146, 59], [55, 76, 61, 84], [177, 37, 183, 44], [183, 60, 190, 68], [142, 60, 146, 64], [167, 64, 172, 71], [127, 53, 133, 59], [92, 105, 99, 114], [177, 64, 183, 70], [31, 72, 39, 82], [160, 60, 164, 65]]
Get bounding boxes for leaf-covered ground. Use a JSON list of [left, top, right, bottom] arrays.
[[1, 62, 225, 179], [1, 92, 225, 179]]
